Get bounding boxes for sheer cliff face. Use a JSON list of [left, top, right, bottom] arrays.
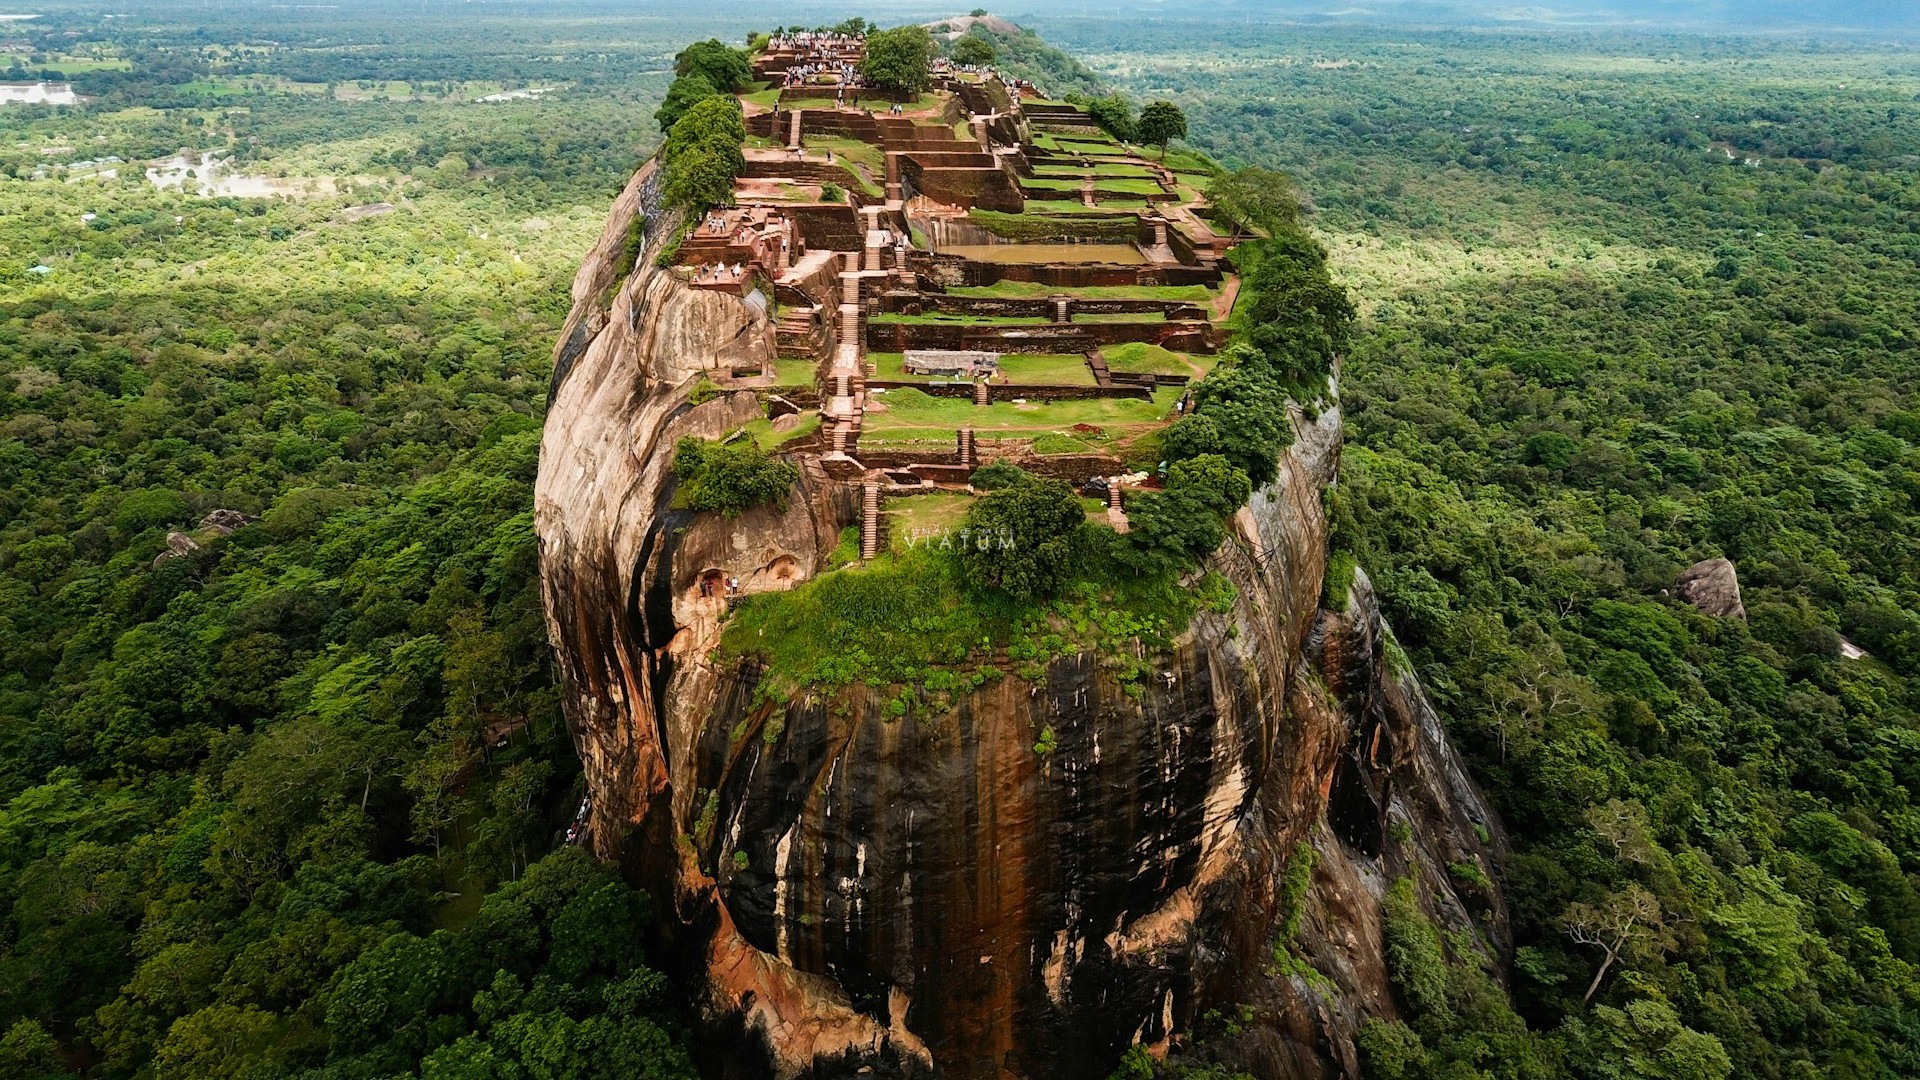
[[537, 172, 1507, 1078]]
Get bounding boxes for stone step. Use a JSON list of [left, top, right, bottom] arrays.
[[860, 482, 881, 560]]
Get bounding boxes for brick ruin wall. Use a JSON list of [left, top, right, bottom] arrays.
[[866, 319, 1215, 355], [905, 252, 1224, 290]]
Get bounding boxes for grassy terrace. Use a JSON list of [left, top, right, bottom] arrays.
[[1021, 177, 1166, 195], [772, 359, 818, 387], [884, 491, 973, 548], [1020, 199, 1149, 213], [1101, 342, 1208, 376], [736, 412, 822, 451], [719, 540, 1228, 696], [1031, 164, 1160, 179], [804, 135, 885, 172], [740, 85, 933, 109], [861, 386, 1179, 443], [963, 208, 1141, 240]]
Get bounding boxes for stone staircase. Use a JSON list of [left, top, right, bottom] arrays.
[[823, 253, 872, 466], [860, 482, 882, 560]]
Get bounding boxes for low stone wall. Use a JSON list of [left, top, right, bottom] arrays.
[[907, 150, 1001, 169], [867, 318, 1215, 355], [866, 380, 1153, 402], [739, 159, 860, 189], [1165, 221, 1203, 266], [787, 205, 865, 252], [779, 86, 913, 105], [984, 115, 1023, 147], [1016, 453, 1129, 484], [1110, 371, 1191, 388], [798, 111, 881, 142], [946, 78, 1014, 117], [893, 294, 1195, 319], [858, 448, 963, 469], [906, 251, 1223, 290], [856, 449, 1125, 486], [777, 253, 843, 312], [1022, 184, 1170, 203], [898, 157, 1025, 213], [1022, 103, 1094, 123]]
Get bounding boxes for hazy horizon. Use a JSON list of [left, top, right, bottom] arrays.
[[5, 0, 1918, 36]]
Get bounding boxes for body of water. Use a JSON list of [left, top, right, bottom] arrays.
[[0, 82, 81, 105]]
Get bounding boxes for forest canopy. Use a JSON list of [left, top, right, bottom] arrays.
[[1, 6, 1918, 1080]]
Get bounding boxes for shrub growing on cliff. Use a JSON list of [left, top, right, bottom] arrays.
[[663, 145, 740, 215], [1183, 347, 1295, 486], [1140, 218, 1348, 528], [1075, 93, 1138, 143], [671, 437, 797, 517], [957, 468, 1084, 601], [1382, 877, 1454, 1029], [1322, 550, 1356, 610], [861, 26, 935, 94], [661, 96, 745, 213], [1114, 455, 1250, 575], [1233, 229, 1356, 364], [654, 72, 720, 133], [1207, 166, 1301, 238], [672, 39, 751, 93]]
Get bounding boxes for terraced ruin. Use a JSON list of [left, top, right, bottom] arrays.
[[670, 31, 1241, 553]]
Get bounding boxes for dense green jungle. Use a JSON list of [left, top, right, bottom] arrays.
[[0, 3, 1917, 1077]]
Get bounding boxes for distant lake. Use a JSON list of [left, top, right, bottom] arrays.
[[146, 151, 343, 198], [0, 82, 82, 105]]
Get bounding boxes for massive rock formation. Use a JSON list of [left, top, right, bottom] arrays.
[[537, 165, 1507, 1078]]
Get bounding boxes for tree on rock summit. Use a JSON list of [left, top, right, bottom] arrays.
[[862, 26, 935, 94], [952, 34, 996, 67], [1138, 100, 1188, 159]]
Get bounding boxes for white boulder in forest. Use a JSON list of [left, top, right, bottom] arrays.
[[1673, 557, 1745, 619]]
